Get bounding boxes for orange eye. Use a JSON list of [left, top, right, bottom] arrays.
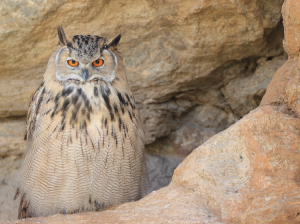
[[93, 59, 104, 67], [67, 60, 79, 67]]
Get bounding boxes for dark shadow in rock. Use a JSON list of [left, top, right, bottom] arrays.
[[145, 153, 184, 193]]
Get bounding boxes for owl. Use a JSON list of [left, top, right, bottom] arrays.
[[15, 26, 148, 219]]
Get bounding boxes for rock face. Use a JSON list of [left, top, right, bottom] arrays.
[[9, 100, 300, 223], [0, 0, 289, 222], [8, 0, 300, 221], [146, 54, 287, 156], [0, 156, 22, 222], [173, 105, 300, 223], [0, 0, 284, 143], [0, 119, 26, 157]]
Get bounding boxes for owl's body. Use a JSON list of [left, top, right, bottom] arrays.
[[17, 27, 147, 218]]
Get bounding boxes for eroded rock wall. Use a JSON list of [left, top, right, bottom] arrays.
[[0, 0, 286, 222], [7, 0, 300, 222], [0, 0, 285, 143]]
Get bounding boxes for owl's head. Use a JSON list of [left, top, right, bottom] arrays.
[[55, 26, 121, 83]]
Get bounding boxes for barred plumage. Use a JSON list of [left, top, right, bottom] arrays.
[[16, 27, 148, 218]]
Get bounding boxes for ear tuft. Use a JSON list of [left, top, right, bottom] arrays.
[[57, 26, 68, 46], [108, 34, 121, 48]]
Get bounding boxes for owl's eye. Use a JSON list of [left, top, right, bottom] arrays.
[[93, 59, 104, 67], [67, 60, 79, 67]]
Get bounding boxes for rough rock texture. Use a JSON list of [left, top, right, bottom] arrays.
[[8, 57, 300, 223], [0, 156, 22, 222], [0, 0, 285, 143], [0, 119, 26, 157], [6, 0, 300, 222], [146, 54, 287, 156], [282, 0, 300, 58], [9, 185, 222, 224], [0, 0, 289, 222], [173, 105, 300, 223], [221, 55, 287, 117]]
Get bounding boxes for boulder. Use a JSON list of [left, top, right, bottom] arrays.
[[0, 0, 292, 222], [9, 58, 300, 223], [0, 0, 284, 143]]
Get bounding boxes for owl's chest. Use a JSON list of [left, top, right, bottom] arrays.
[[34, 84, 138, 156], [21, 82, 145, 215]]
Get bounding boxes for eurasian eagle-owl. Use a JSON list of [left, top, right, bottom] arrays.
[[16, 26, 148, 218]]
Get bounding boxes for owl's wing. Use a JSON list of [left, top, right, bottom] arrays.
[[24, 82, 45, 142], [17, 83, 46, 219]]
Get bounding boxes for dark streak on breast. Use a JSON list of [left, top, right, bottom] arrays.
[[118, 117, 123, 131], [62, 86, 74, 97], [62, 99, 70, 111], [117, 90, 126, 106], [100, 86, 114, 121], [114, 104, 118, 114], [128, 111, 133, 122], [72, 93, 79, 105], [55, 92, 61, 103], [94, 86, 99, 97]]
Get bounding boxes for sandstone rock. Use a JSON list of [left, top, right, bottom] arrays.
[[7, 0, 300, 221], [145, 154, 184, 192], [6, 110, 299, 223], [222, 54, 288, 117], [139, 102, 186, 144], [173, 104, 300, 223], [0, 0, 284, 144], [145, 51, 300, 223], [282, 0, 300, 58], [9, 53, 300, 224], [0, 156, 22, 222], [9, 184, 222, 224], [0, 0, 293, 222], [146, 104, 236, 156], [145, 54, 288, 157], [0, 119, 26, 157]]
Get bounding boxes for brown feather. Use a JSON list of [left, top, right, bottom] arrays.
[[57, 26, 68, 46]]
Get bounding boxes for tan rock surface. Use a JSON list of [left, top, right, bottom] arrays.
[[0, 0, 292, 222], [282, 0, 300, 58], [173, 104, 300, 223], [9, 185, 222, 224], [0, 156, 22, 222], [0, 0, 284, 143], [222, 54, 287, 117], [7, 56, 300, 223], [0, 119, 26, 157], [146, 54, 287, 157]]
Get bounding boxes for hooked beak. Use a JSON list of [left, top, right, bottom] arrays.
[[82, 69, 89, 82]]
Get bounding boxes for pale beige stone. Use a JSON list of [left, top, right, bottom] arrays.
[[222, 54, 288, 117], [0, 0, 284, 143], [0, 119, 26, 157], [173, 104, 300, 223], [0, 0, 293, 222], [0, 156, 22, 222], [9, 60, 300, 223]]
